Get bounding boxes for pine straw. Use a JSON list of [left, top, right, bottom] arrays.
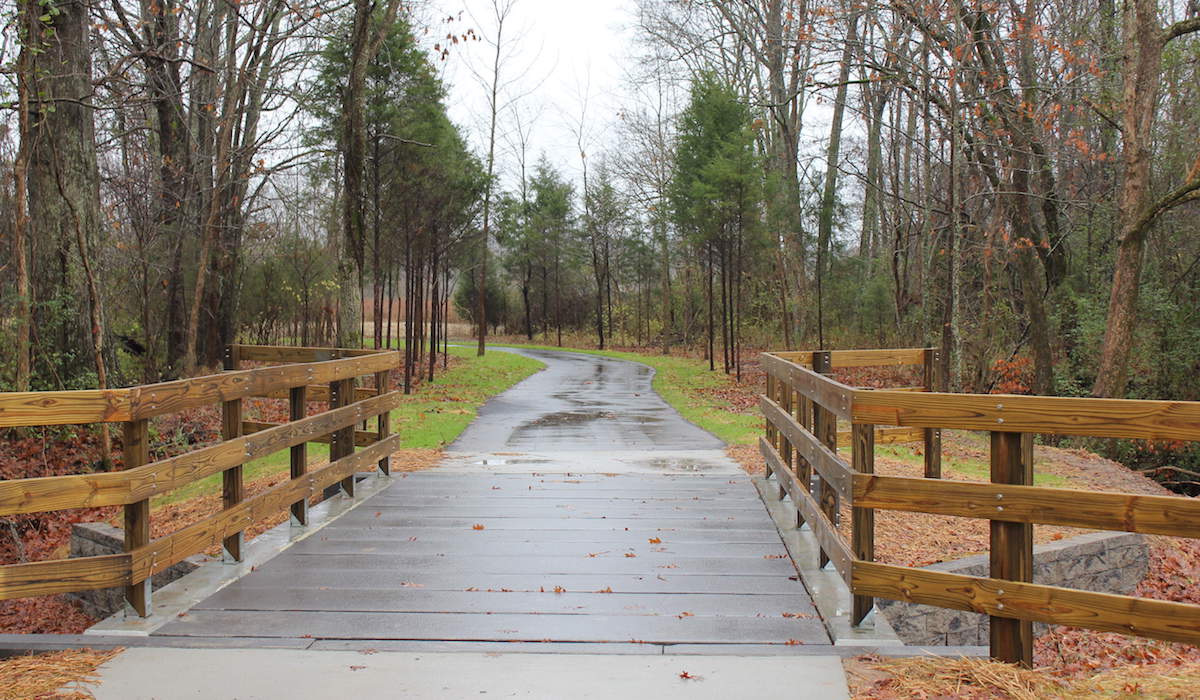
[[0, 648, 122, 700], [846, 654, 1200, 699]]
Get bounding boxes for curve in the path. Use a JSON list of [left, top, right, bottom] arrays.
[[449, 348, 724, 452]]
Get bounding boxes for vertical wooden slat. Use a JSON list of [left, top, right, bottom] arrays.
[[375, 370, 391, 476], [221, 346, 244, 562], [289, 385, 309, 526], [923, 348, 943, 478], [122, 419, 151, 617], [812, 351, 838, 569], [851, 422, 875, 626], [990, 430, 1033, 667], [795, 392, 813, 529], [779, 384, 794, 501], [764, 373, 776, 481]]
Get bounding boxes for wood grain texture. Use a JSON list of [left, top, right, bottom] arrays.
[[761, 354, 854, 420], [852, 390, 1200, 441], [852, 473, 1200, 537], [126, 353, 399, 420], [990, 431, 1033, 667], [252, 385, 377, 402], [289, 385, 309, 526], [0, 554, 131, 600], [0, 392, 404, 516], [760, 396, 853, 501], [0, 390, 132, 427], [769, 348, 928, 368], [241, 421, 380, 447], [851, 423, 875, 627], [852, 561, 1200, 646], [759, 438, 852, 585], [233, 345, 385, 363], [122, 419, 151, 616], [130, 434, 402, 580], [837, 427, 924, 445]]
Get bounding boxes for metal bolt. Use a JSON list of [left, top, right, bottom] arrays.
[[996, 493, 1004, 500], [997, 603, 1005, 610], [997, 418, 1005, 424], [996, 403, 1004, 410], [997, 505, 1004, 511], [997, 589, 1004, 595]]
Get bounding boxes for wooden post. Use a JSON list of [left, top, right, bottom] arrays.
[[795, 393, 813, 529], [923, 348, 943, 478], [375, 370, 391, 476], [812, 351, 839, 569], [851, 422, 875, 626], [289, 385, 309, 527], [990, 430, 1033, 667], [122, 419, 151, 617], [222, 347, 244, 562], [331, 377, 357, 497]]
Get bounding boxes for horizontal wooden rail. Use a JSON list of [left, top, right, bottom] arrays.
[[0, 434, 401, 601], [760, 396, 853, 500], [851, 390, 1200, 441], [0, 392, 404, 516], [252, 385, 378, 402], [130, 434, 401, 581], [0, 390, 133, 427], [233, 344, 385, 363], [242, 421, 380, 447], [853, 561, 1200, 646], [854, 473, 1200, 537], [760, 437, 852, 584], [761, 354, 854, 420], [770, 348, 929, 368], [126, 352, 399, 421], [837, 427, 924, 445]]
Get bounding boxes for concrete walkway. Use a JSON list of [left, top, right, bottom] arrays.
[[86, 348, 850, 698]]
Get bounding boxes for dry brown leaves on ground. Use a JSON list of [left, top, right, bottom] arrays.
[[846, 654, 1200, 699], [0, 648, 122, 700]]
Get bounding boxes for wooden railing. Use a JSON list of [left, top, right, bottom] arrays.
[[0, 344, 401, 617], [760, 347, 1200, 666]]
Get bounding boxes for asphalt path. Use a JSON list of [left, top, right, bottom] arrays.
[[449, 347, 725, 452]]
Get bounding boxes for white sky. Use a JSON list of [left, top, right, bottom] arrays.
[[427, 0, 637, 195]]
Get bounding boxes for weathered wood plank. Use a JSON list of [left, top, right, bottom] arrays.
[[0, 390, 132, 427], [759, 438, 852, 585], [852, 561, 1200, 646], [126, 353, 399, 420], [990, 431, 1032, 667], [769, 348, 929, 368], [241, 421, 380, 447], [250, 386, 377, 403], [130, 434, 402, 580], [851, 424, 875, 626], [852, 474, 1200, 537], [234, 345, 384, 363], [836, 427, 924, 445], [0, 554, 131, 600], [760, 396, 853, 501], [852, 390, 1200, 441], [289, 385, 309, 526], [123, 419, 151, 616], [0, 392, 404, 516], [761, 354, 854, 420]]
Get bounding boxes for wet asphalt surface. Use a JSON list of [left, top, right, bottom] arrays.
[[150, 348, 828, 650], [449, 348, 725, 452]]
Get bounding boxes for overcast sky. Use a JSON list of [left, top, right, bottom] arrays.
[[427, 0, 638, 193]]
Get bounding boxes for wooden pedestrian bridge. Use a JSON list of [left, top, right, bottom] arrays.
[[1, 344, 1199, 670]]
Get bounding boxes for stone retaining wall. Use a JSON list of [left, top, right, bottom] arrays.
[[67, 522, 207, 619], [877, 531, 1148, 646]]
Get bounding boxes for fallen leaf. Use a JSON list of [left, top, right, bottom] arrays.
[[624, 552, 637, 558], [596, 587, 613, 593], [349, 665, 366, 671], [472, 524, 485, 530], [648, 537, 662, 544], [677, 611, 694, 619], [400, 581, 424, 588]]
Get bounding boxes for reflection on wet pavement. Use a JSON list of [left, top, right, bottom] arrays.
[[449, 349, 724, 452]]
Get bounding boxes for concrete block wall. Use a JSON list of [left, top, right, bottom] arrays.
[[877, 531, 1148, 646], [67, 522, 207, 619]]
